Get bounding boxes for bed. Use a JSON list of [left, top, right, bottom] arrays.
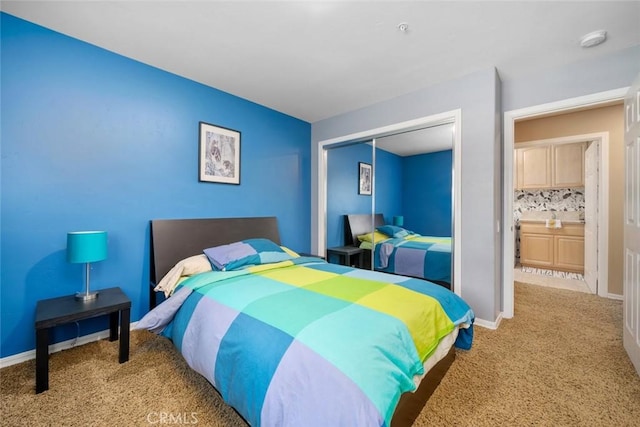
[[140, 216, 473, 426], [346, 214, 453, 288]]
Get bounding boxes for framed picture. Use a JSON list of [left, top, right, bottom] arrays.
[[358, 162, 372, 195], [199, 121, 241, 184]]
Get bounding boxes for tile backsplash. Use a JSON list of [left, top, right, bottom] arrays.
[[513, 188, 585, 260], [514, 188, 585, 222]]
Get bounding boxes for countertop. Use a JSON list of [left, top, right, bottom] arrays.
[[519, 219, 585, 224], [518, 211, 584, 225]]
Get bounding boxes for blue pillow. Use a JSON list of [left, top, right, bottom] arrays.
[[203, 238, 294, 271], [377, 225, 411, 238]]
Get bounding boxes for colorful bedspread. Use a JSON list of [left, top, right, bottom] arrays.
[[375, 236, 452, 284], [138, 257, 473, 427]]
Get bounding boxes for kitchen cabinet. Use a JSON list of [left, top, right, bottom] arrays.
[[520, 221, 584, 273], [516, 142, 586, 189], [552, 143, 586, 188], [516, 145, 551, 189]]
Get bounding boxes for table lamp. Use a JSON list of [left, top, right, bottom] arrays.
[[67, 231, 107, 301], [393, 216, 404, 227]]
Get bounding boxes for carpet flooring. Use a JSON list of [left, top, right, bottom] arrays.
[[2, 282, 639, 426]]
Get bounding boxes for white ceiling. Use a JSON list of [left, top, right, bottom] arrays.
[[5, 1, 640, 123], [2, 1, 639, 126], [376, 123, 454, 156]]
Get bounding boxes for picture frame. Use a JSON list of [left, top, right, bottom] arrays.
[[358, 162, 372, 195], [199, 121, 241, 184]]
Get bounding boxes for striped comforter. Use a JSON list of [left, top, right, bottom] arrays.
[[139, 257, 474, 426]]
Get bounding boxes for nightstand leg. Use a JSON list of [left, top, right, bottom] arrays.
[[109, 311, 118, 341], [35, 328, 49, 393], [119, 308, 130, 363]]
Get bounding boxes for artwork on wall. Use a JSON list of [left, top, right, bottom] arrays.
[[358, 162, 372, 195], [199, 121, 241, 184]]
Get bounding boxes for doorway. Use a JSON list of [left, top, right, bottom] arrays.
[[512, 134, 607, 295], [503, 88, 626, 318]]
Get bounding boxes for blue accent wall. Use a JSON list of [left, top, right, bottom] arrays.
[[326, 144, 372, 248], [374, 148, 403, 226], [0, 13, 311, 358], [403, 150, 452, 236]]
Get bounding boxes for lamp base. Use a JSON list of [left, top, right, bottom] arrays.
[[75, 291, 99, 301]]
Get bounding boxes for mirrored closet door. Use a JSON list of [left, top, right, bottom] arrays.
[[324, 122, 456, 290]]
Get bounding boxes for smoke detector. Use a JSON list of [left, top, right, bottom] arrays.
[[580, 30, 607, 48], [397, 22, 409, 33]]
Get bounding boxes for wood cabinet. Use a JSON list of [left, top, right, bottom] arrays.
[[554, 235, 585, 272], [516, 142, 586, 189], [552, 143, 586, 188], [516, 145, 551, 189], [520, 222, 584, 273]]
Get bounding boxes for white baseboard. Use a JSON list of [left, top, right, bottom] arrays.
[[0, 321, 138, 369], [608, 293, 623, 301], [473, 313, 503, 330]]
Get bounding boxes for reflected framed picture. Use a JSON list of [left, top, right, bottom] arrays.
[[358, 162, 372, 195], [199, 121, 241, 184]]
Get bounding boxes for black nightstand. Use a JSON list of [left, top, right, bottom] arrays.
[[326, 246, 364, 268], [34, 287, 131, 394]]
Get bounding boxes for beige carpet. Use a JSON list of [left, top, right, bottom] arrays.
[[2, 282, 639, 426]]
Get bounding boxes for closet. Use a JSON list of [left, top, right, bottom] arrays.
[[325, 124, 455, 275]]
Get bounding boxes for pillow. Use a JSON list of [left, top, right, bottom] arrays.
[[377, 225, 410, 238], [203, 238, 295, 271], [357, 230, 390, 243], [358, 241, 374, 250], [154, 254, 212, 297]]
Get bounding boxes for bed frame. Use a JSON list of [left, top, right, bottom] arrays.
[[344, 213, 384, 270], [345, 213, 386, 246], [149, 216, 281, 309], [148, 216, 454, 426]]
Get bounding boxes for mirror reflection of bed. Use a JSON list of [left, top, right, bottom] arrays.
[[325, 123, 455, 289], [345, 213, 452, 289], [144, 216, 474, 427]]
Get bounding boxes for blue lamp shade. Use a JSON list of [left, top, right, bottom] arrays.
[[393, 216, 404, 227], [67, 231, 108, 263]]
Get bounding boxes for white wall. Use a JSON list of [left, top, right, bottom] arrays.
[[502, 45, 640, 112]]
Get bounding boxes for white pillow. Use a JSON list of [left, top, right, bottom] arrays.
[[154, 254, 212, 297]]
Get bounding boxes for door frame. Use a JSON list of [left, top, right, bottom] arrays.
[[503, 88, 627, 318], [584, 139, 599, 295], [316, 109, 462, 296]]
